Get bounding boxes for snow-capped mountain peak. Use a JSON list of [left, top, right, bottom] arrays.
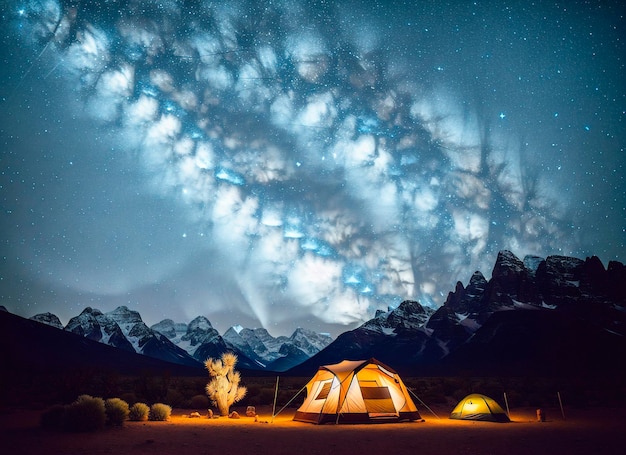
[[289, 327, 333, 356], [362, 299, 434, 335], [30, 312, 63, 329], [106, 305, 143, 328], [65, 307, 135, 352], [150, 319, 188, 341]]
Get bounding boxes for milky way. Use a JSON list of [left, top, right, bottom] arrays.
[[1, 0, 624, 336]]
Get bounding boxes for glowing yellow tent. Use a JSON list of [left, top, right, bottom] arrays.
[[450, 393, 510, 422], [293, 358, 421, 424]]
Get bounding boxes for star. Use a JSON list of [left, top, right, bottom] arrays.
[[1, 0, 623, 337]]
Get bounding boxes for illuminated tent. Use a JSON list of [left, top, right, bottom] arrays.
[[293, 358, 421, 424], [450, 393, 510, 422]]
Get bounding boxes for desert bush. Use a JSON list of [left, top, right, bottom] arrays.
[[105, 398, 130, 426], [40, 404, 66, 431], [189, 394, 209, 409], [128, 402, 150, 421], [64, 395, 106, 432], [149, 403, 172, 421]]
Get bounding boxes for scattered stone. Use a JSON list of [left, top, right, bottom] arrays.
[[229, 411, 240, 419], [207, 409, 213, 419], [189, 412, 201, 418], [246, 406, 256, 417]]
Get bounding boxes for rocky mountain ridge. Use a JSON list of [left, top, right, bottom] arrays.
[[290, 250, 626, 375], [27, 305, 333, 372], [15, 250, 626, 376], [425, 250, 626, 354]]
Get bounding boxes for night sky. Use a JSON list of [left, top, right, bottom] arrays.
[[1, 0, 624, 337]]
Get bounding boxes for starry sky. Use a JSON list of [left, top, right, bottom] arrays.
[[1, 0, 624, 337]]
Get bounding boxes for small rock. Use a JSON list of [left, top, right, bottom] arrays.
[[229, 411, 240, 419], [189, 412, 201, 418]]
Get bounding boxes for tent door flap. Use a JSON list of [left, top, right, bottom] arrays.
[[361, 386, 397, 417]]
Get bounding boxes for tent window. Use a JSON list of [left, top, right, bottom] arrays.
[[362, 386, 396, 415], [361, 386, 392, 400], [315, 382, 332, 400]]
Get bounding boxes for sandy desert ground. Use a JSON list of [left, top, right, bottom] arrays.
[[2, 405, 623, 455]]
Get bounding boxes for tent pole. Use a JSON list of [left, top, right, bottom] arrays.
[[273, 383, 307, 419], [503, 392, 511, 419], [408, 387, 440, 419], [271, 376, 279, 423], [557, 391, 565, 420]]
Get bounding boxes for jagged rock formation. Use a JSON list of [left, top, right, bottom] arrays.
[[293, 250, 626, 376], [223, 325, 333, 371], [178, 316, 230, 363], [362, 299, 434, 334], [30, 312, 64, 329], [289, 327, 333, 356], [62, 306, 199, 366], [427, 251, 626, 346], [150, 319, 188, 341], [104, 306, 200, 366], [6, 250, 624, 376], [291, 300, 437, 375], [65, 307, 135, 353]]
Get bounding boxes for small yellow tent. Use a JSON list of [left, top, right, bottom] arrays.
[[450, 393, 510, 422], [293, 358, 421, 424]]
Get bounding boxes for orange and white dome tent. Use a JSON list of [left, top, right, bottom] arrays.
[[293, 358, 421, 424]]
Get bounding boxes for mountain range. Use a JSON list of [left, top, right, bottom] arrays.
[[291, 250, 626, 376], [3, 250, 625, 378], [19, 304, 333, 372]]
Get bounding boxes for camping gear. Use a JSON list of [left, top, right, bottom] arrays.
[[293, 358, 421, 424], [450, 393, 510, 422]]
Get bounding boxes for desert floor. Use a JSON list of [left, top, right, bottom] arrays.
[[2, 405, 623, 455]]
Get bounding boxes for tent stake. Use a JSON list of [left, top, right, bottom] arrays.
[[408, 387, 440, 419], [271, 376, 279, 423], [503, 392, 511, 419], [557, 391, 565, 420]]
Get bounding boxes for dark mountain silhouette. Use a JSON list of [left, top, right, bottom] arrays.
[[290, 251, 626, 377], [3, 250, 624, 379], [0, 310, 204, 377]]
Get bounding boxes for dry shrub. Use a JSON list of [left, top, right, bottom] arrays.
[[149, 403, 172, 421], [129, 402, 150, 421], [64, 395, 106, 432], [105, 398, 130, 426]]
